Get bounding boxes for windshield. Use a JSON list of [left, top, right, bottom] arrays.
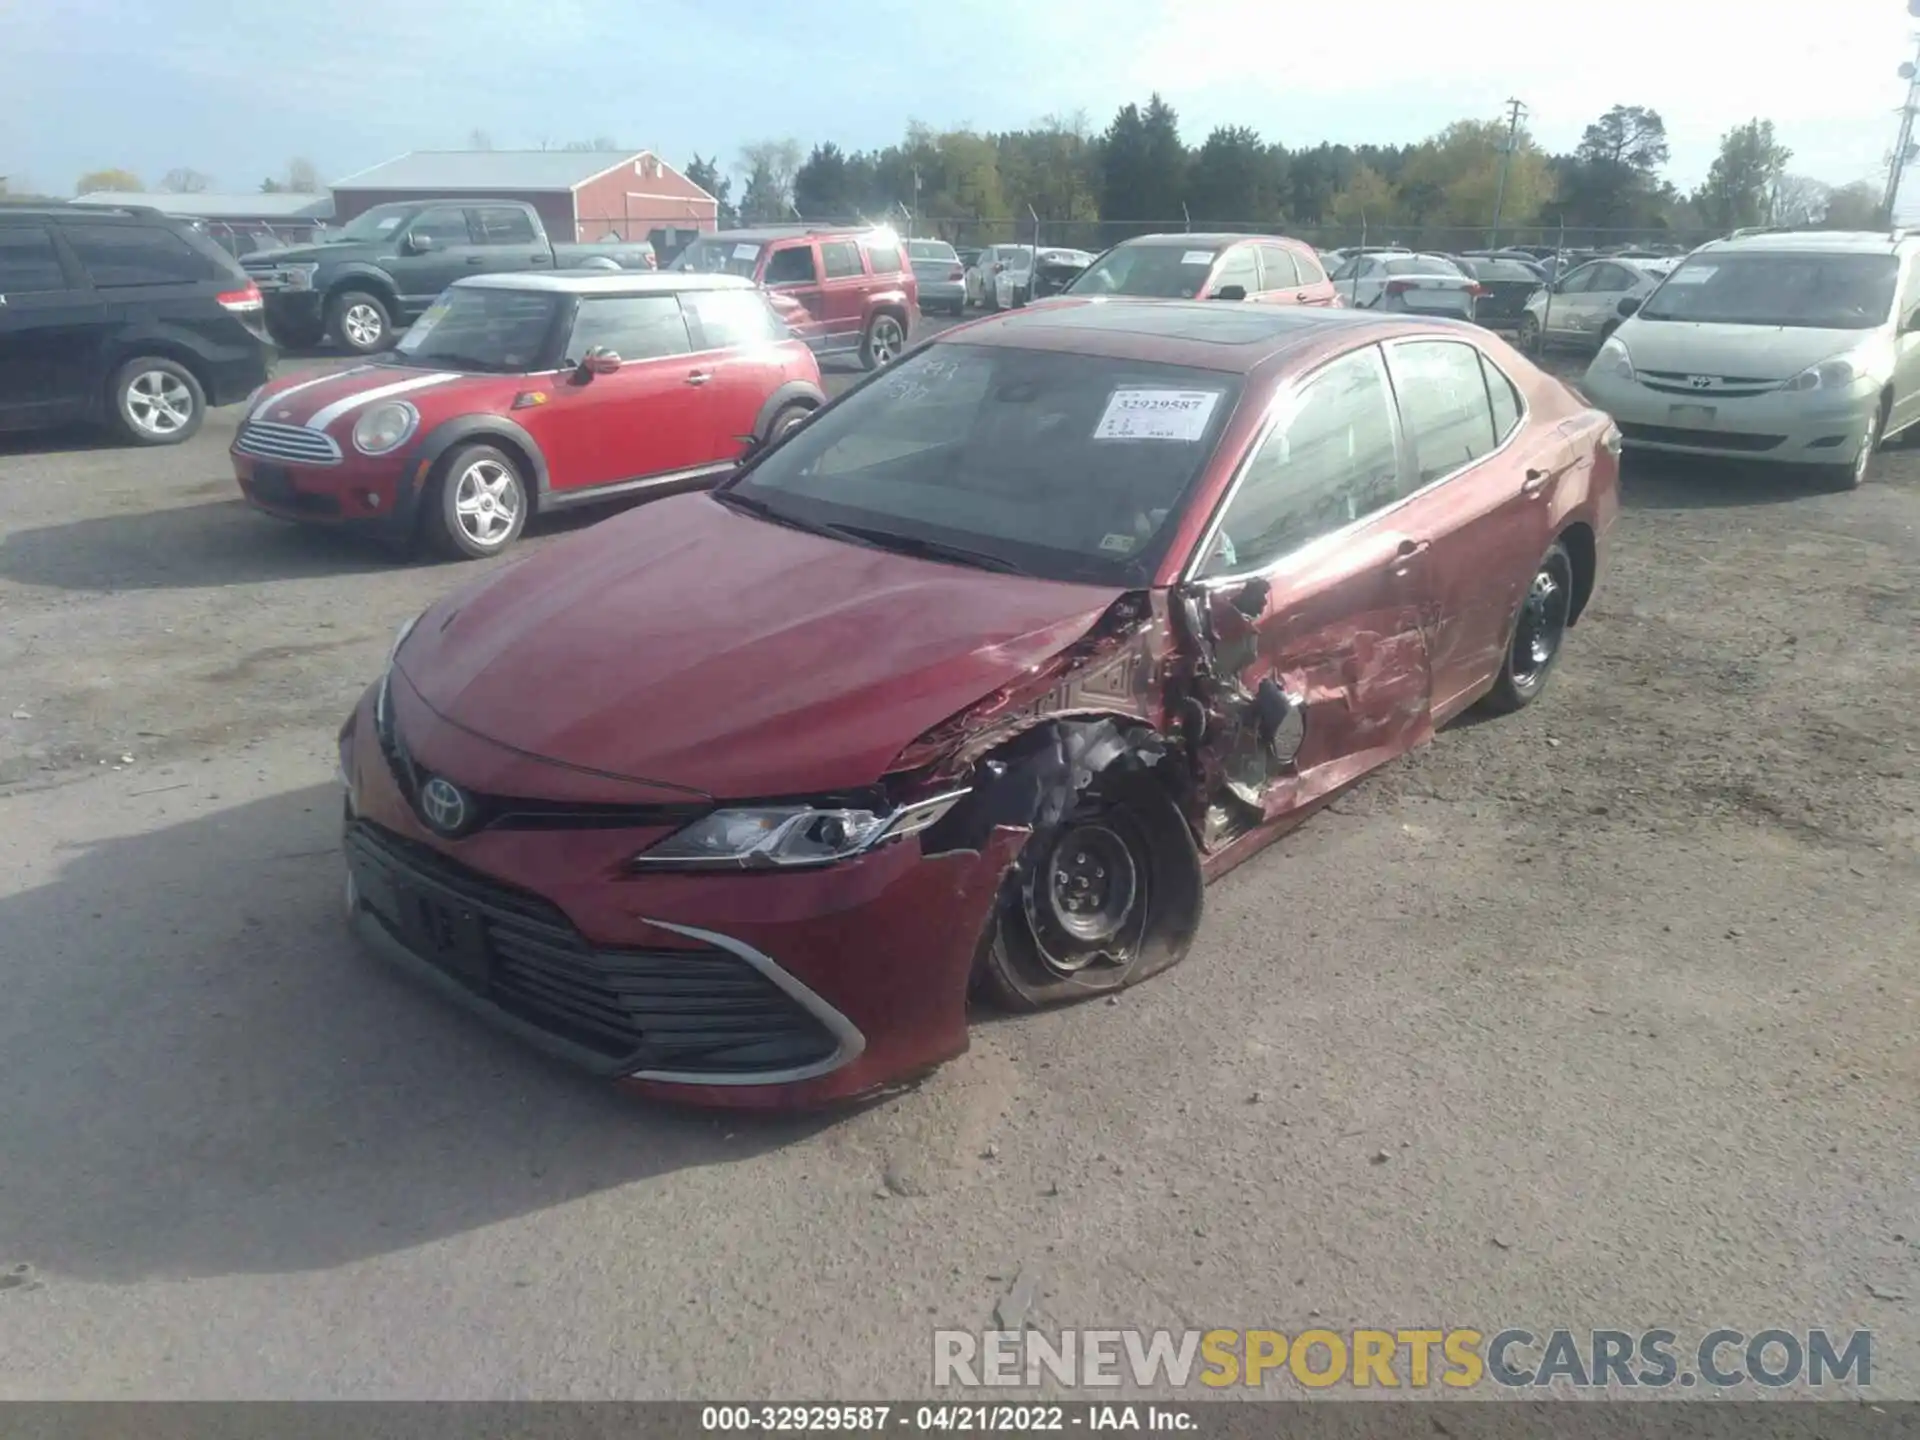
[[671, 237, 761, 278], [392, 287, 563, 372], [721, 342, 1243, 584], [1468, 259, 1541, 282], [328, 205, 416, 243], [1068, 245, 1217, 298], [1386, 255, 1464, 276], [1638, 252, 1898, 330]]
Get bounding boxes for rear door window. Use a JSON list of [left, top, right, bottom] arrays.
[[568, 294, 693, 361], [1257, 245, 1300, 289], [864, 240, 903, 274], [821, 240, 863, 279], [63, 224, 223, 286], [1386, 340, 1499, 485], [1208, 246, 1260, 297], [681, 288, 785, 349], [470, 207, 538, 245], [0, 224, 70, 293], [764, 245, 818, 285]]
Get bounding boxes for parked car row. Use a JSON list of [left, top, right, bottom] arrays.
[[331, 294, 1625, 1107]]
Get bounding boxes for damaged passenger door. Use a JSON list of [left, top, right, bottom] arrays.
[[1179, 343, 1433, 836]]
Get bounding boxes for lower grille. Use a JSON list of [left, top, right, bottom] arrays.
[[344, 821, 840, 1076], [236, 420, 342, 466], [1618, 422, 1785, 452]]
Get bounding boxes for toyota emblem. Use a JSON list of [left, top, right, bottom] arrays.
[[419, 776, 471, 836], [1688, 376, 1713, 389]]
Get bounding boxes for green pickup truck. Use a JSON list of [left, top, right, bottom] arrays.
[[239, 198, 657, 352]]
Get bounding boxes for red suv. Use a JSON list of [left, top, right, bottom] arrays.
[[672, 226, 915, 369], [232, 272, 824, 558]]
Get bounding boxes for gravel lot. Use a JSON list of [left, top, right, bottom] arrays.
[[0, 319, 1915, 1400]]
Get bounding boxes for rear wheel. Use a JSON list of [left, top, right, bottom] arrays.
[[429, 444, 528, 560], [1517, 313, 1542, 353], [766, 402, 813, 443], [109, 357, 204, 446], [1480, 541, 1574, 715]]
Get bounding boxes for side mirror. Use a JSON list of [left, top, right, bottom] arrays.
[[1209, 284, 1247, 301], [403, 232, 435, 255], [1229, 576, 1269, 618], [573, 347, 622, 382], [1617, 296, 1642, 318]]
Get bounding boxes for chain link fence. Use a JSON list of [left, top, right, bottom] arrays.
[[898, 216, 1719, 257]]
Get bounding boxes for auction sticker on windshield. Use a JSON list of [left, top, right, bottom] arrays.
[[402, 300, 451, 345], [1094, 389, 1221, 442], [1181, 251, 1216, 266], [733, 243, 758, 260], [1667, 266, 1716, 284]]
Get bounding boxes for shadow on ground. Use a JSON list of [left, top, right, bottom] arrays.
[[0, 784, 828, 1281]]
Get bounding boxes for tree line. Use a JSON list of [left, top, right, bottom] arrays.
[[685, 98, 1886, 244]]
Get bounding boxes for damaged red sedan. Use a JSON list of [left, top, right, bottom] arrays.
[[337, 300, 1620, 1107]]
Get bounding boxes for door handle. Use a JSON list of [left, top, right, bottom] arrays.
[[1295, 291, 1309, 302], [685, 370, 712, 386], [1522, 467, 1553, 497]]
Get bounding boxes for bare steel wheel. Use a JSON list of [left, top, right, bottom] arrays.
[[1481, 540, 1574, 715], [430, 444, 528, 559], [111, 357, 204, 445]]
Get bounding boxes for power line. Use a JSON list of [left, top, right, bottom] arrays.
[[1489, 97, 1527, 248], [1885, 30, 1920, 221]]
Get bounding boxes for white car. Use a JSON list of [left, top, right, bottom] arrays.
[[1330, 252, 1480, 320], [993, 248, 1095, 309], [965, 244, 1033, 310], [1519, 257, 1671, 354]]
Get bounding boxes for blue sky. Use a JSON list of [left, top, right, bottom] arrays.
[[3, 0, 1910, 200]]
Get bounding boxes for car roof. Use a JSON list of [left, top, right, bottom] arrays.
[[699, 225, 881, 244], [936, 298, 1452, 373], [7, 205, 173, 224], [1106, 232, 1295, 248], [1694, 230, 1915, 256], [452, 271, 758, 296]]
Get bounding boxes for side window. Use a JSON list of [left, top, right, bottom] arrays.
[[1200, 346, 1401, 577], [567, 295, 692, 361], [471, 207, 538, 246], [763, 245, 818, 285], [1387, 340, 1499, 485], [1209, 247, 1260, 296], [407, 208, 473, 248], [864, 240, 903, 274], [0, 224, 69, 293], [62, 224, 222, 286], [1257, 245, 1300, 289], [1293, 247, 1327, 284], [1558, 265, 1597, 295], [681, 288, 784, 349], [1481, 353, 1523, 444], [821, 240, 863, 279]]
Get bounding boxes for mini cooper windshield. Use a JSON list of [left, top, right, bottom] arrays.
[[721, 342, 1242, 584]]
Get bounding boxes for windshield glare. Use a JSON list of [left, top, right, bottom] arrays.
[[393, 288, 561, 372], [725, 343, 1242, 583], [1068, 245, 1215, 298], [671, 238, 761, 278], [330, 206, 414, 242], [1640, 253, 1898, 329]]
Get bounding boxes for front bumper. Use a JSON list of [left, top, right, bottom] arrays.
[[336, 683, 1021, 1108], [1580, 370, 1876, 465], [232, 446, 424, 536]]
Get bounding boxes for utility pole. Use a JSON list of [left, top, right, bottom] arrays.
[[1884, 18, 1920, 223], [1489, 97, 1527, 248]]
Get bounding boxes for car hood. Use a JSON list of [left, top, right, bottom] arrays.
[[245, 361, 483, 428], [1618, 320, 1880, 380], [395, 493, 1127, 798], [245, 240, 368, 264]]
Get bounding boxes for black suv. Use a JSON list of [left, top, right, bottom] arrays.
[[0, 205, 275, 446]]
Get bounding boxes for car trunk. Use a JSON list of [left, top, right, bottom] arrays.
[[1471, 277, 1541, 326], [1386, 276, 1479, 318], [911, 258, 962, 286]]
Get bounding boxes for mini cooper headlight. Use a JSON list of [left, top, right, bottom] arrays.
[[353, 401, 419, 455], [632, 791, 969, 870]]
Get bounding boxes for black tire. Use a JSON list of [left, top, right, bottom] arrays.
[[1815, 403, 1880, 492], [859, 311, 906, 370], [948, 299, 966, 317], [1480, 540, 1575, 715], [984, 285, 1001, 314], [1597, 320, 1620, 346], [266, 313, 325, 351], [428, 443, 529, 560], [108, 356, 205, 446], [1517, 313, 1542, 353], [326, 289, 394, 354], [975, 780, 1202, 1012], [764, 401, 813, 444]]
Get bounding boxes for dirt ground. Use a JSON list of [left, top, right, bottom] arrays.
[[0, 337, 1914, 1400]]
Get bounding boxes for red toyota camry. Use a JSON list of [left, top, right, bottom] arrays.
[[233, 272, 825, 558], [337, 300, 1620, 1107]]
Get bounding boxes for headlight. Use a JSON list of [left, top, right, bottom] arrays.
[[632, 791, 969, 870], [1785, 357, 1859, 391], [284, 262, 319, 291], [352, 401, 419, 455], [1594, 335, 1634, 382]]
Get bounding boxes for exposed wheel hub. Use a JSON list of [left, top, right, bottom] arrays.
[[1512, 563, 1570, 683], [1030, 822, 1139, 971]]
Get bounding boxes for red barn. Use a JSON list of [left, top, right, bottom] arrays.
[[328, 150, 718, 255]]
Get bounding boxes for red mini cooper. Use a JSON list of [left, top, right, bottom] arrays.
[[233, 272, 825, 558], [338, 300, 1620, 1108]]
